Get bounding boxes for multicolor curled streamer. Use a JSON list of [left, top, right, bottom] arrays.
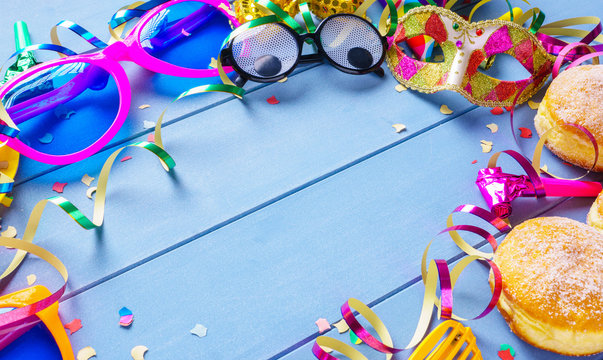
[[313, 205, 510, 358]]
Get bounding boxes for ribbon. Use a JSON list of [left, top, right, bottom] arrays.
[[313, 205, 510, 358]]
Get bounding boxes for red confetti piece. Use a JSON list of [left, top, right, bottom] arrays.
[[121, 156, 132, 162], [471, 160, 477, 164], [562, 162, 573, 166], [490, 107, 504, 115], [147, 133, 155, 143], [519, 127, 532, 138], [266, 95, 279, 105], [504, 106, 513, 112], [52, 182, 67, 193], [64, 319, 82, 335], [498, 349, 514, 360]]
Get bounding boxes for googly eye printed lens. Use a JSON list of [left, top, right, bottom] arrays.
[[230, 23, 300, 79], [318, 15, 384, 71]]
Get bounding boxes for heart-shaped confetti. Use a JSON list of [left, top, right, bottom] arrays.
[[267, 95, 279, 105]]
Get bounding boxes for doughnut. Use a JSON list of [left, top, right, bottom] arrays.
[[533, 65, 603, 171], [490, 216, 603, 356], [587, 190, 603, 231], [233, 0, 364, 24]]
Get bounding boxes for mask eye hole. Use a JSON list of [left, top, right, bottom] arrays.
[[317, 15, 384, 71], [230, 23, 300, 79], [397, 35, 446, 64], [477, 53, 532, 81]]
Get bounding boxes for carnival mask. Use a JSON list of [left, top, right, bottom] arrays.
[[387, 6, 556, 107]]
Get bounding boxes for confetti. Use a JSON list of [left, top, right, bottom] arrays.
[[498, 348, 514, 360], [480, 140, 493, 153], [147, 133, 155, 143], [562, 162, 573, 166], [392, 123, 407, 133], [266, 95, 279, 105], [486, 123, 498, 133], [0, 161, 8, 169], [190, 323, 208, 338], [77, 346, 96, 360], [121, 156, 132, 162], [119, 307, 134, 327], [541, 164, 548, 172], [81, 174, 94, 186], [333, 319, 349, 333], [518, 127, 532, 138], [138, 104, 151, 110], [471, 160, 477, 164], [500, 344, 516, 357], [52, 182, 67, 193], [86, 186, 97, 200], [440, 104, 453, 115], [315, 318, 330, 333], [209, 57, 218, 68], [131, 345, 148, 360], [277, 77, 288, 83], [504, 106, 513, 112], [65, 319, 83, 335], [143, 120, 155, 129], [26, 274, 36, 285], [181, 28, 191, 37], [395, 84, 407, 92], [490, 107, 504, 115], [1, 226, 17, 238], [528, 100, 540, 110], [38, 133, 54, 144], [350, 330, 362, 345]]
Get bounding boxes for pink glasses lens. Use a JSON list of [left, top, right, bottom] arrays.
[[1, 62, 120, 156], [139, 1, 233, 70]]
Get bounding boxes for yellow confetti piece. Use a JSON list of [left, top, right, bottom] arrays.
[[541, 164, 548, 172], [86, 186, 97, 200], [209, 57, 218, 69], [277, 77, 288, 83], [394, 84, 407, 92], [440, 104, 453, 115], [480, 140, 493, 153], [138, 104, 151, 110], [528, 100, 540, 110], [333, 319, 349, 333], [131, 345, 148, 360], [1, 226, 17, 238], [392, 123, 407, 133], [27, 274, 36, 285], [81, 174, 95, 187], [486, 123, 498, 133], [77, 346, 96, 360]]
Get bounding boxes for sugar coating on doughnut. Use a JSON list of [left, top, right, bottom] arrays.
[[493, 216, 603, 355], [587, 190, 603, 231], [534, 65, 603, 170]]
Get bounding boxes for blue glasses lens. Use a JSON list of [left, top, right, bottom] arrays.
[[1, 62, 120, 156], [139, 1, 233, 70]]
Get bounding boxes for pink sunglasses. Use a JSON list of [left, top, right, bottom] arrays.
[[0, 0, 240, 165]]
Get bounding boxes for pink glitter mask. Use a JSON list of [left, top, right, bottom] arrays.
[[386, 6, 556, 107]]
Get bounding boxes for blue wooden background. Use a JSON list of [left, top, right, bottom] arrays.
[[0, 0, 601, 359]]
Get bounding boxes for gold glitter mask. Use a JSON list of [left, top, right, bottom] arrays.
[[386, 6, 556, 107]]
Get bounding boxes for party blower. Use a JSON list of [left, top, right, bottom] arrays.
[[476, 150, 602, 218], [0, 286, 73, 360]]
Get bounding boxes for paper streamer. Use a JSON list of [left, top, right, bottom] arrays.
[[313, 205, 510, 358]]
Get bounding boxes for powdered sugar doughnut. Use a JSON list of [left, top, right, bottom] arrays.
[[534, 65, 603, 171], [490, 216, 603, 356]]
